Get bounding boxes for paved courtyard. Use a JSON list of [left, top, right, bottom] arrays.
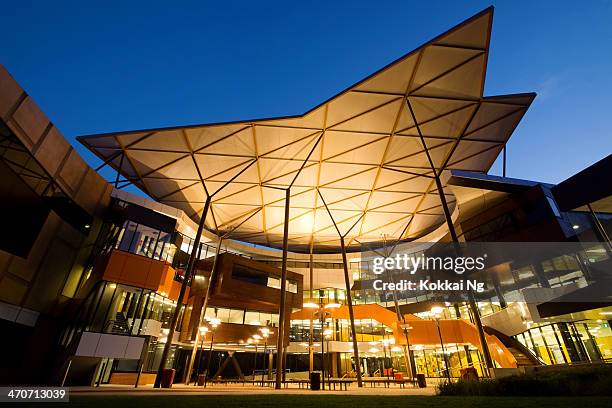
[[71, 382, 438, 396]]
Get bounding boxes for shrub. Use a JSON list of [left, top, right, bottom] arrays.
[[437, 366, 612, 396]]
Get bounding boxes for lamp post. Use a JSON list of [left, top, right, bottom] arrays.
[[204, 318, 220, 387], [368, 344, 381, 376], [391, 345, 403, 377], [260, 327, 271, 386], [194, 326, 209, 385], [303, 301, 340, 391], [431, 307, 451, 381], [381, 338, 391, 379], [323, 328, 332, 384], [399, 322, 414, 378], [251, 335, 261, 379]]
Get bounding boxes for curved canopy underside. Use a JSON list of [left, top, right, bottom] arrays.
[[79, 7, 535, 253]]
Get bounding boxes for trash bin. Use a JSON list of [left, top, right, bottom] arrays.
[[197, 374, 206, 386], [416, 373, 426, 388], [161, 368, 176, 388], [310, 372, 321, 390]]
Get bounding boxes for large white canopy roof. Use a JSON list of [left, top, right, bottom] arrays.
[[79, 7, 535, 253]]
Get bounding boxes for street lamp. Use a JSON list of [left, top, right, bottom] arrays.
[[260, 327, 271, 385], [391, 345, 403, 375], [368, 344, 381, 376], [303, 300, 339, 391], [251, 334, 262, 378], [194, 326, 209, 385], [323, 328, 333, 384], [399, 322, 414, 378], [431, 307, 451, 381], [381, 338, 391, 379], [204, 318, 221, 387]]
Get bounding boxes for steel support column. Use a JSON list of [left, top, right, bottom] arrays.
[[433, 177, 494, 375], [308, 247, 314, 375], [406, 96, 494, 376], [114, 153, 124, 188], [154, 195, 212, 388], [275, 188, 291, 389], [184, 237, 223, 384], [340, 236, 363, 387], [386, 268, 414, 379]]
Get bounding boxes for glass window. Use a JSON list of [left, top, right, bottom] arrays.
[[204, 307, 217, 321], [117, 221, 138, 252], [287, 280, 298, 294], [245, 311, 261, 326], [267, 277, 280, 289], [215, 308, 231, 323], [228, 309, 244, 324], [133, 225, 161, 258]]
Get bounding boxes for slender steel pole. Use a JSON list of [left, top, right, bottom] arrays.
[[185, 237, 223, 384], [431, 174, 493, 376], [186, 329, 201, 385], [587, 203, 612, 257], [154, 196, 211, 388], [275, 188, 291, 389], [114, 153, 124, 187], [308, 249, 314, 375], [193, 334, 205, 386], [204, 330, 215, 387], [320, 311, 326, 391], [340, 236, 363, 387], [436, 319, 451, 381], [382, 342, 389, 379], [127, 288, 145, 335], [136, 292, 150, 335], [502, 145, 506, 177], [402, 328, 414, 378], [60, 359, 72, 387], [134, 337, 150, 388], [326, 338, 331, 382], [385, 268, 413, 378], [406, 93, 492, 373], [253, 344, 258, 378], [200, 238, 223, 324], [261, 339, 267, 386]]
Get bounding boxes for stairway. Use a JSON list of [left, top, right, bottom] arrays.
[[507, 346, 539, 367], [484, 326, 542, 366], [111, 313, 130, 334]]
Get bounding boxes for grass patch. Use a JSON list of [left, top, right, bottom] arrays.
[[438, 366, 612, 396], [36, 395, 612, 408]]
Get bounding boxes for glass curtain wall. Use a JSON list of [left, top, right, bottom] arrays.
[[515, 321, 612, 364]]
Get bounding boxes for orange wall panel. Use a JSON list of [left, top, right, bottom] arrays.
[[168, 279, 189, 304], [102, 251, 125, 282], [146, 261, 165, 290], [121, 255, 153, 289], [102, 250, 180, 297]]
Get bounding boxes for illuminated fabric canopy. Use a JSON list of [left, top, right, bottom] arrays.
[[79, 7, 535, 253]]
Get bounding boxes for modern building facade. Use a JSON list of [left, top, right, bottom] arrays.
[[0, 7, 610, 387]]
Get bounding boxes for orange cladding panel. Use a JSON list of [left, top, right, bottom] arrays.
[[102, 251, 125, 282], [146, 261, 165, 290], [168, 278, 189, 304], [121, 254, 153, 288], [101, 249, 178, 293]]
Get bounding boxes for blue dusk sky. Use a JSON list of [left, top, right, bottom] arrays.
[[1, 0, 611, 197]]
